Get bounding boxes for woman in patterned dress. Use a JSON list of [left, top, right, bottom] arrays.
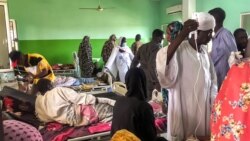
[[101, 34, 117, 64], [78, 36, 94, 77], [211, 60, 250, 141]]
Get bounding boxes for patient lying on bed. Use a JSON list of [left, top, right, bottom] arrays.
[[35, 78, 115, 126]]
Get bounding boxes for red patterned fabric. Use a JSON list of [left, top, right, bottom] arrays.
[[211, 61, 250, 141], [52, 128, 75, 141], [3, 97, 14, 112], [88, 122, 111, 134], [80, 104, 98, 125], [41, 117, 167, 141], [154, 118, 167, 133]]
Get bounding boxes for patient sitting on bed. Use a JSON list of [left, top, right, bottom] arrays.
[[35, 78, 115, 126]]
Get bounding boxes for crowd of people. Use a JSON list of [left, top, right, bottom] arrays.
[[5, 6, 250, 141]]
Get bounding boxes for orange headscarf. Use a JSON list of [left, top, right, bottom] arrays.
[[111, 129, 141, 141]]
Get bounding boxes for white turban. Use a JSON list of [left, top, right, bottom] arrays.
[[194, 12, 215, 31]]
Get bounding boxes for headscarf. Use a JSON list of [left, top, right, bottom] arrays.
[[78, 35, 93, 77], [167, 21, 183, 41], [125, 68, 147, 101], [111, 129, 141, 141], [117, 37, 123, 46], [117, 37, 127, 47], [102, 35, 116, 64], [109, 34, 116, 41], [195, 12, 216, 31], [81, 36, 90, 47], [117, 37, 127, 53]]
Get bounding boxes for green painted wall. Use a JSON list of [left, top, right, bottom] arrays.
[[160, 0, 182, 26], [196, 0, 250, 33], [7, 0, 161, 65], [19, 38, 134, 66], [159, 0, 182, 45], [6, 0, 250, 66]]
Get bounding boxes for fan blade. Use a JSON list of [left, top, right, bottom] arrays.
[[103, 7, 115, 10], [79, 8, 97, 10]]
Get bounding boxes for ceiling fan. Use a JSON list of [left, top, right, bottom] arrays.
[[79, 0, 115, 12]]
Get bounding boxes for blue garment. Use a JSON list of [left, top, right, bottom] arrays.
[[162, 88, 168, 105], [210, 27, 237, 89]]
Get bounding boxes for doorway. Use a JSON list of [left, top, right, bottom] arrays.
[[240, 12, 250, 35], [0, 2, 11, 71]]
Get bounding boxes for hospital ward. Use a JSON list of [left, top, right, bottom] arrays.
[[0, 0, 250, 141]]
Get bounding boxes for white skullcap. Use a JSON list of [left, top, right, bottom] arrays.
[[194, 12, 215, 31]]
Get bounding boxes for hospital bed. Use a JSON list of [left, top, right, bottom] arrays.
[[68, 131, 110, 141], [53, 68, 76, 77], [0, 88, 75, 141], [52, 52, 101, 78], [0, 86, 167, 141], [0, 86, 118, 140]]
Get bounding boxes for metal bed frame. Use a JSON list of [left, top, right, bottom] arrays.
[[53, 69, 76, 77], [68, 131, 111, 141]]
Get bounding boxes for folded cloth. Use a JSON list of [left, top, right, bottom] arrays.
[[88, 122, 111, 134], [54, 76, 77, 87], [97, 97, 116, 106]]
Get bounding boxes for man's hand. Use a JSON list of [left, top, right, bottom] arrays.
[[166, 19, 199, 65], [25, 73, 34, 83], [182, 19, 199, 37]]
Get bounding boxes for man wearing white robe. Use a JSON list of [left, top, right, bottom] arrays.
[[156, 12, 218, 141], [104, 37, 134, 82], [115, 37, 134, 83]]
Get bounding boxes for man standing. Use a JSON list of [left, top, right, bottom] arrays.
[[209, 7, 237, 90], [115, 37, 134, 83], [156, 12, 217, 141], [131, 29, 164, 100], [131, 34, 143, 55], [233, 28, 249, 57], [9, 50, 55, 83]]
